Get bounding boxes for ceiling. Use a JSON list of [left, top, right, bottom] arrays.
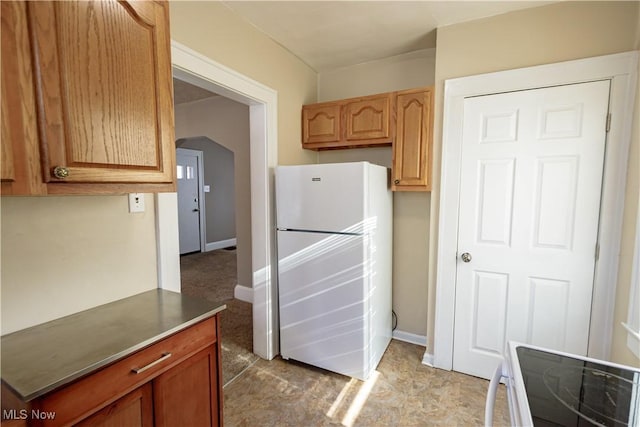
[[221, 1, 555, 72], [173, 78, 219, 105], [174, 1, 556, 103]]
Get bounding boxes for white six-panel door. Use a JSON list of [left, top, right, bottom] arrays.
[[453, 80, 611, 379]]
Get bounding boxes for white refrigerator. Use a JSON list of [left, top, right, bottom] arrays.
[[275, 162, 392, 380]]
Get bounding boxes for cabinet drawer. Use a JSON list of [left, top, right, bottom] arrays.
[[34, 318, 217, 427]]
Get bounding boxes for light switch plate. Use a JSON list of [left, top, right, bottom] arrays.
[[128, 193, 145, 213], [204, 185, 211, 193]]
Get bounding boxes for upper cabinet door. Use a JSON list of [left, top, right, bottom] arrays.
[[1, 1, 46, 195], [344, 93, 392, 142], [27, 0, 175, 184], [392, 88, 433, 191], [302, 102, 341, 146]]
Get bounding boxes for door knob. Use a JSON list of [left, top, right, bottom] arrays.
[[193, 208, 199, 212], [461, 252, 472, 263]]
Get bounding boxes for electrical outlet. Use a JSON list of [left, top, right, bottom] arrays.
[[128, 193, 145, 213]]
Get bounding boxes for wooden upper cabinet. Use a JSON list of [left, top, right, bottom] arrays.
[[1, 1, 46, 195], [392, 87, 433, 191], [344, 93, 392, 142], [302, 102, 341, 146], [301, 86, 434, 192], [302, 93, 393, 150], [26, 0, 175, 186]]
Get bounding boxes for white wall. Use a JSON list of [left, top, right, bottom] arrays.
[[317, 49, 436, 337]]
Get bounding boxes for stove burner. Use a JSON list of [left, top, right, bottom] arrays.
[[542, 366, 637, 427]]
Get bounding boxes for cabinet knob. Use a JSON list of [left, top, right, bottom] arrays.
[[394, 179, 400, 185], [53, 166, 70, 179]]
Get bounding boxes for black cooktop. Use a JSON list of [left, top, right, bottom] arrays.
[[516, 347, 639, 427]]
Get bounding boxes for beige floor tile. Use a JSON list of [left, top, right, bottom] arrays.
[[224, 340, 512, 426]]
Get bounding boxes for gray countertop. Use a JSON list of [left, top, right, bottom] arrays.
[[1, 289, 226, 402]]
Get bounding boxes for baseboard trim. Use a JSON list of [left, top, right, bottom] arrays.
[[234, 284, 253, 303], [392, 330, 427, 347], [422, 352, 435, 367], [205, 238, 237, 252]]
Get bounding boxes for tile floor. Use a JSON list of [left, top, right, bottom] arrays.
[[223, 339, 511, 426]]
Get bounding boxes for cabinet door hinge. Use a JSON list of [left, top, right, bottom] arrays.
[[606, 113, 612, 132], [595, 243, 600, 261]]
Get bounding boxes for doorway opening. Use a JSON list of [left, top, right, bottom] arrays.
[[155, 41, 279, 361]]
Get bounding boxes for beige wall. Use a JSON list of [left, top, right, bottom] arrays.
[[317, 49, 436, 336], [431, 1, 640, 356], [1, 1, 319, 335], [169, 0, 317, 166], [318, 49, 436, 102], [174, 96, 253, 289], [1, 195, 158, 334]]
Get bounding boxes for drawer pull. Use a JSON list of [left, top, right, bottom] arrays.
[[131, 352, 172, 374]]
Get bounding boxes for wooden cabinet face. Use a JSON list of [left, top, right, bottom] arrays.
[[302, 103, 341, 145], [27, 0, 175, 184], [392, 89, 433, 191], [0, 1, 45, 195], [153, 347, 220, 427], [344, 94, 392, 141], [76, 384, 153, 427]]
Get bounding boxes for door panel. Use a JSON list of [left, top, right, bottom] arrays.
[[476, 159, 515, 245], [453, 80, 610, 379], [471, 271, 509, 355], [177, 149, 201, 254]]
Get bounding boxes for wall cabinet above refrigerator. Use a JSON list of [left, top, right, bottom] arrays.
[[302, 93, 393, 149], [301, 87, 434, 191]]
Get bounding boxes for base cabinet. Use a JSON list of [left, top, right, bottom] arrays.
[[1, 317, 223, 427], [153, 347, 220, 427], [76, 384, 154, 427]]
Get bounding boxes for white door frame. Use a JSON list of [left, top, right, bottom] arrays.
[[434, 51, 639, 370], [156, 41, 279, 360], [176, 147, 206, 253]]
